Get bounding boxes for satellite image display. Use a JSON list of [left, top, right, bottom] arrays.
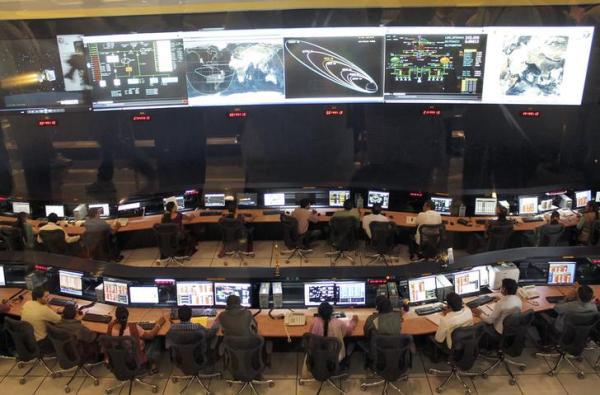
[[184, 35, 284, 106]]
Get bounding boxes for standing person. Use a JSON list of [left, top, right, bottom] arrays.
[[212, 295, 257, 336], [309, 302, 358, 364], [12, 211, 34, 249], [410, 200, 442, 259], [291, 198, 321, 248], [84, 207, 122, 260], [21, 287, 61, 353], [362, 203, 390, 240]]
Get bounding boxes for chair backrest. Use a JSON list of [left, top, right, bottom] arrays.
[[370, 334, 413, 382], [218, 217, 246, 252], [329, 216, 358, 251], [4, 317, 40, 362], [302, 333, 342, 382], [153, 223, 180, 258], [280, 214, 301, 249], [487, 224, 514, 251], [0, 226, 24, 251], [500, 310, 534, 357], [223, 335, 265, 382], [369, 221, 396, 254], [590, 220, 600, 246], [82, 228, 112, 261], [449, 324, 485, 371], [537, 224, 564, 247], [559, 312, 600, 356], [39, 229, 68, 254], [419, 224, 444, 259], [46, 324, 82, 369], [166, 330, 211, 376], [99, 335, 144, 381]]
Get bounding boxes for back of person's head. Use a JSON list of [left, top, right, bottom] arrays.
[[299, 198, 311, 209], [502, 278, 518, 295], [318, 302, 334, 336], [16, 211, 27, 225], [32, 287, 46, 301], [178, 305, 192, 322], [48, 213, 59, 223], [550, 211, 560, 224], [226, 294, 241, 309], [88, 207, 100, 219], [225, 199, 236, 214], [62, 304, 77, 320], [343, 199, 353, 211], [376, 296, 393, 314], [423, 200, 434, 211], [115, 306, 130, 336], [166, 201, 176, 213], [497, 205, 508, 220], [577, 285, 594, 303], [372, 203, 382, 215], [446, 292, 463, 312]]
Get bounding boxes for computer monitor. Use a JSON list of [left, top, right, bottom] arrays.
[[335, 281, 366, 306], [453, 270, 481, 296], [163, 196, 185, 210], [367, 191, 390, 209], [329, 190, 350, 207], [11, 202, 31, 215], [518, 196, 539, 215], [0, 266, 5, 287], [539, 198, 554, 212], [596, 191, 600, 203], [407, 275, 437, 304], [304, 281, 336, 307], [129, 286, 159, 304], [431, 197, 452, 215], [264, 192, 285, 207], [473, 266, 491, 287], [45, 205, 65, 218], [574, 190, 591, 208], [117, 202, 141, 211], [103, 279, 129, 304], [236, 193, 258, 207], [176, 281, 214, 306], [203, 193, 225, 207], [474, 198, 497, 216], [88, 203, 110, 217], [214, 282, 252, 307], [58, 270, 83, 296], [547, 262, 576, 285]]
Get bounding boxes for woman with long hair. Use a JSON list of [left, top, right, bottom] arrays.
[[161, 201, 197, 255], [309, 302, 358, 363], [12, 211, 34, 249]]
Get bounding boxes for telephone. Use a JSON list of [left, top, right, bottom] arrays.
[[518, 285, 540, 300], [284, 312, 306, 326]]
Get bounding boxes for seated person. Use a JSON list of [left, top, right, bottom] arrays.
[[161, 201, 197, 256], [487, 205, 512, 234], [473, 278, 521, 346], [363, 295, 402, 339], [212, 295, 257, 336], [37, 213, 81, 245], [54, 304, 100, 361], [166, 305, 212, 350], [577, 202, 599, 245], [468, 205, 513, 253], [13, 212, 34, 249], [410, 200, 442, 259], [535, 211, 563, 246], [291, 198, 321, 248], [362, 203, 390, 240], [84, 207, 123, 261], [21, 287, 61, 353], [332, 200, 360, 224], [309, 302, 358, 364], [219, 198, 254, 255], [428, 292, 473, 361]]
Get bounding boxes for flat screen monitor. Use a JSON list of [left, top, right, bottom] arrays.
[[431, 197, 452, 215], [204, 194, 225, 207], [335, 281, 366, 306], [518, 196, 539, 215], [103, 279, 129, 305], [129, 286, 159, 304], [329, 190, 350, 207], [59, 270, 83, 296], [574, 190, 591, 209], [176, 281, 214, 306], [264, 193, 285, 207], [0, 266, 5, 287], [88, 203, 110, 217], [474, 266, 491, 287], [163, 196, 184, 210], [214, 282, 252, 307], [474, 198, 497, 216], [304, 281, 336, 307], [596, 191, 600, 203], [407, 276, 437, 304], [236, 193, 258, 207], [539, 198, 554, 212], [547, 262, 576, 285], [453, 270, 481, 296], [117, 202, 140, 211], [11, 202, 31, 215], [367, 191, 390, 209], [45, 205, 65, 218]]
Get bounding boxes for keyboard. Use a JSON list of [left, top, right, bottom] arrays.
[[475, 220, 488, 225], [546, 296, 566, 304], [263, 210, 282, 216], [137, 322, 157, 330], [82, 313, 112, 323], [170, 308, 217, 320], [415, 304, 444, 316], [199, 211, 222, 217], [49, 298, 77, 307], [466, 295, 495, 309], [313, 312, 346, 318], [522, 217, 544, 223]]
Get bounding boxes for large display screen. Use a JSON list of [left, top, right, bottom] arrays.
[[547, 262, 576, 285], [304, 281, 336, 306], [453, 270, 481, 296], [408, 275, 437, 303], [59, 270, 83, 296], [176, 281, 214, 306], [336, 281, 366, 306], [103, 279, 129, 304], [214, 282, 252, 307], [129, 286, 159, 304]]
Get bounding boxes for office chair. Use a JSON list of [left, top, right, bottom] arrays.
[[535, 312, 600, 378], [299, 333, 348, 394], [46, 324, 102, 393], [536, 224, 564, 247], [360, 334, 413, 394], [280, 214, 312, 263], [81, 228, 112, 261], [589, 220, 600, 246], [218, 217, 254, 265], [0, 226, 24, 251], [326, 216, 359, 265], [479, 310, 534, 385], [153, 223, 191, 267], [4, 317, 56, 384], [418, 224, 445, 260], [366, 221, 397, 266], [428, 324, 485, 394], [223, 335, 274, 394], [167, 330, 220, 394], [39, 229, 69, 255], [487, 224, 514, 251], [98, 335, 159, 394]]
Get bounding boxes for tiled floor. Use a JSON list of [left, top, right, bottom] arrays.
[[1, 348, 598, 394]]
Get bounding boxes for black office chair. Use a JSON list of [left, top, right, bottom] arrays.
[[480, 310, 534, 385], [46, 324, 102, 393], [280, 214, 312, 263], [39, 229, 69, 255], [535, 312, 600, 378], [326, 216, 359, 265], [0, 226, 24, 251], [167, 330, 220, 394], [418, 224, 445, 260], [153, 223, 191, 267], [487, 224, 514, 251], [589, 220, 600, 246], [218, 217, 254, 265], [428, 324, 485, 394], [366, 221, 397, 266], [299, 333, 347, 394], [4, 317, 56, 384], [223, 335, 274, 394], [99, 335, 158, 394], [360, 334, 413, 394], [82, 228, 113, 261], [536, 224, 565, 247]]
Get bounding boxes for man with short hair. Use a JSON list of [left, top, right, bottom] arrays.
[[84, 207, 122, 260], [291, 198, 321, 247], [332, 199, 360, 223], [21, 287, 61, 352], [212, 295, 257, 336], [37, 213, 80, 244], [54, 304, 99, 360], [166, 305, 211, 349], [434, 292, 473, 348], [473, 278, 522, 335], [362, 203, 390, 239], [410, 200, 442, 259], [363, 295, 402, 340]]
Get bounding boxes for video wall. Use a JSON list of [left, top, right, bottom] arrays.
[[0, 26, 594, 113]]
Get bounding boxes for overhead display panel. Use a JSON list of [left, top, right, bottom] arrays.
[[384, 27, 487, 103], [482, 26, 594, 105], [283, 28, 384, 103]]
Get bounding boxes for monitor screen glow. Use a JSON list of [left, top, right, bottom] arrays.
[[264, 193, 285, 206], [575, 190, 591, 208], [431, 197, 452, 215], [329, 190, 350, 207], [89, 203, 110, 217], [163, 196, 184, 210], [408, 276, 437, 303], [45, 205, 65, 218], [0, 265, 5, 287], [129, 286, 159, 304], [103, 279, 129, 304], [518, 196, 539, 215], [11, 202, 31, 215], [539, 198, 554, 212], [367, 191, 390, 209], [547, 262, 576, 285], [204, 194, 225, 207], [236, 193, 258, 207], [117, 202, 140, 211], [59, 270, 83, 296], [214, 283, 251, 307], [304, 282, 336, 306], [336, 281, 366, 306], [474, 198, 497, 216], [453, 270, 481, 296], [176, 281, 214, 306]]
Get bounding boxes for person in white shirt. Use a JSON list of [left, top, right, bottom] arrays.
[[410, 200, 442, 259], [434, 292, 474, 348], [362, 203, 390, 239], [37, 213, 80, 244]]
